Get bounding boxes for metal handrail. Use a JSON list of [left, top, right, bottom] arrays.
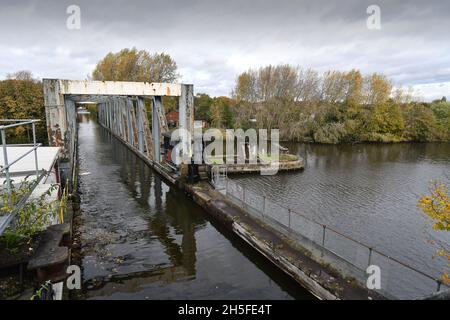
[[0, 172, 45, 236], [0, 119, 41, 205], [0, 119, 40, 130], [225, 178, 449, 294], [1, 144, 42, 172]]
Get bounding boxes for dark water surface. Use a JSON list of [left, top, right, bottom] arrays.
[[76, 115, 312, 300], [232, 142, 450, 282]]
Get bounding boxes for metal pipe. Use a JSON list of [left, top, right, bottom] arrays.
[[1, 129, 12, 204], [0, 119, 40, 130], [32, 122, 39, 179], [0, 144, 42, 172], [0, 119, 40, 122]]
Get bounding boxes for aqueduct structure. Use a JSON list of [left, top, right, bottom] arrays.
[[39, 79, 448, 300], [43, 79, 194, 186]]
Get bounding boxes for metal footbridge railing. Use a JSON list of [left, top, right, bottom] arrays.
[[224, 178, 449, 299], [0, 119, 43, 235]]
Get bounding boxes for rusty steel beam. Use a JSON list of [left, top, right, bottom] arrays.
[[48, 79, 182, 97], [153, 96, 169, 134], [152, 97, 161, 163]]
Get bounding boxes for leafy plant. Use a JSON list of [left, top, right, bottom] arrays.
[[1, 176, 33, 213], [0, 176, 58, 251], [419, 180, 450, 285], [30, 280, 54, 300]]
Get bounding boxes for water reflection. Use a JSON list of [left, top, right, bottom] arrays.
[[233, 141, 450, 282], [76, 115, 312, 300]]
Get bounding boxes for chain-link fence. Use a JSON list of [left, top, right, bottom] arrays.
[[225, 178, 448, 299]]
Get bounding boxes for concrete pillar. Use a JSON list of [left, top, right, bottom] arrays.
[[43, 79, 67, 148], [179, 84, 194, 161]]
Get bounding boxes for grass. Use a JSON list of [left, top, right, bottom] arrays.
[[205, 153, 299, 164], [259, 153, 299, 162], [205, 156, 224, 165]]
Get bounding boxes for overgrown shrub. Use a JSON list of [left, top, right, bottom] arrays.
[[0, 178, 58, 252]]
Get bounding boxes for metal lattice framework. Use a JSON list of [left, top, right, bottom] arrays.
[[43, 79, 194, 184]]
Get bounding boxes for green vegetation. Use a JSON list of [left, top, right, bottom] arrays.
[[195, 96, 235, 129], [92, 47, 178, 83], [0, 177, 58, 252], [259, 154, 299, 162], [419, 181, 450, 284], [0, 71, 47, 144], [197, 65, 450, 143], [205, 155, 224, 165], [2, 57, 449, 145], [30, 280, 54, 300], [92, 48, 180, 113]]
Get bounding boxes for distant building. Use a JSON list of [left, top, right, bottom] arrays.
[[166, 110, 179, 128], [166, 111, 208, 129]]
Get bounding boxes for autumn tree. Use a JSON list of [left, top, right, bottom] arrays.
[[0, 71, 47, 144], [363, 73, 392, 106], [344, 69, 363, 108], [362, 102, 405, 142], [233, 71, 258, 103], [231, 64, 450, 143], [430, 99, 450, 140], [320, 71, 347, 103], [403, 103, 438, 142], [210, 97, 235, 128], [195, 93, 214, 122], [6, 70, 34, 81], [92, 48, 178, 83], [419, 181, 450, 284]]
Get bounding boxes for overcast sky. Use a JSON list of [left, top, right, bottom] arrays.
[[1, 0, 449, 100]]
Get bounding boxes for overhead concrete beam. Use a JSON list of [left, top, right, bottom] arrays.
[[45, 79, 183, 97]]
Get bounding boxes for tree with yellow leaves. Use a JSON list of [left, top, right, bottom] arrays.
[[92, 48, 178, 83], [419, 180, 450, 284]]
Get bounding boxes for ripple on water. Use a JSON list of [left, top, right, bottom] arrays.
[[76, 116, 313, 300]]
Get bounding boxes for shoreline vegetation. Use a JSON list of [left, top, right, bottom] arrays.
[[1, 50, 449, 145], [205, 64, 450, 145]]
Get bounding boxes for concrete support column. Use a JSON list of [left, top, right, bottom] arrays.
[[179, 84, 194, 161], [43, 79, 67, 148], [64, 98, 77, 162]]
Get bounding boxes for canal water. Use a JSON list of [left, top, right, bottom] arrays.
[[75, 115, 312, 299], [232, 142, 450, 285]]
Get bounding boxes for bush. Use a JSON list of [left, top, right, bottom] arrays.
[[0, 178, 58, 252], [313, 122, 348, 144]]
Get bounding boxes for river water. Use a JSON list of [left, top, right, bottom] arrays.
[[75, 115, 312, 299], [232, 142, 450, 292]]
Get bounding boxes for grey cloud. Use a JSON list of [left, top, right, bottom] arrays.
[[0, 0, 449, 99]]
